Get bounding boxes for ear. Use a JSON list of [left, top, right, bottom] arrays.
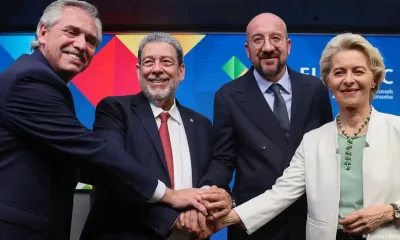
[[178, 63, 185, 82], [37, 23, 48, 46], [135, 63, 141, 80], [244, 42, 250, 59], [286, 38, 292, 55]]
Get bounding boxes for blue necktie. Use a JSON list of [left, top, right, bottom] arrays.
[[269, 83, 290, 136]]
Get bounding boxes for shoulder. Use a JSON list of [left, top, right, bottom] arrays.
[[96, 95, 136, 115], [178, 104, 212, 126], [375, 110, 400, 130], [303, 120, 336, 141], [216, 70, 251, 94]]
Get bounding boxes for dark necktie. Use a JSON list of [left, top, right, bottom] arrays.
[[159, 112, 174, 188], [269, 83, 290, 136]]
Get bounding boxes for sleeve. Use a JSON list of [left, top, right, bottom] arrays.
[[233, 137, 307, 234], [92, 97, 179, 237], [198, 89, 237, 189], [1, 77, 159, 203]]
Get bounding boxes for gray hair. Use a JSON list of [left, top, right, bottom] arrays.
[[31, 0, 102, 50], [138, 32, 184, 66], [320, 33, 385, 101]]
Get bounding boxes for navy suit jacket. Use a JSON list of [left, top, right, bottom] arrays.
[[199, 67, 333, 240], [80, 93, 212, 240], [0, 51, 163, 240]]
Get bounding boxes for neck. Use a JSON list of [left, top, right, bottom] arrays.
[[153, 97, 174, 111], [338, 104, 371, 134]]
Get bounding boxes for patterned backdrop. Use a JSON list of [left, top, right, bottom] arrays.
[[0, 33, 399, 240]]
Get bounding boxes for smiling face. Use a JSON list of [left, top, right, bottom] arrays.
[[136, 42, 185, 103], [327, 49, 375, 109], [245, 13, 291, 81], [38, 6, 99, 81]]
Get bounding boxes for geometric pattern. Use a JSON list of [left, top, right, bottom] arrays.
[[0, 32, 399, 240], [222, 56, 248, 80]]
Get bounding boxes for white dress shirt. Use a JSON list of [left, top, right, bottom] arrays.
[[150, 100, 193, 240], [253, 67, 292, 120]]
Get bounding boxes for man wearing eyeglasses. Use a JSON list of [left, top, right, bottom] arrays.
[[197, 13, 333, 240]]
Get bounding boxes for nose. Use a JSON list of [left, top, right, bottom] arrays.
[[72, 34, 86, 51], [151, 60, 163, 74], [343, 72, 355, 85], [261, 38, 275, 52]]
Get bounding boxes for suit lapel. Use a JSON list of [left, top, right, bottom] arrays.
[[131, 93, 170, 177], [232, 68, 288, 151], [287, 68, 314, 152], [178, 103, 199, 187]]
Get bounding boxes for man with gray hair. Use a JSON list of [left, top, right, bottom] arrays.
[[0, 2, 207, 240], [80, 32, 214, 240]]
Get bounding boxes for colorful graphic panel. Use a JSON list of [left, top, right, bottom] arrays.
[[0, 33, 399, 240]]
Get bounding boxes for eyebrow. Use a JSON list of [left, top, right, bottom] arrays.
[[64, 25, 98, 43]]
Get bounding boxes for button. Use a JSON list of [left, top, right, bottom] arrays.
[[153, 225, 159, 231], [260, 145, 267, 151]]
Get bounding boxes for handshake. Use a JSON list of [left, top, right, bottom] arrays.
[[161, 185, 240, 239]]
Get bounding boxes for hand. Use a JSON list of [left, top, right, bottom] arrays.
[[209, 209, 241, 233], [339, 204, 394, 235], [199, 185, 232, 219], [178, 209, 214, 239], [161, 188, 207, 216]]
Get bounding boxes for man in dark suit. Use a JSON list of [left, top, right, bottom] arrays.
[[199, 13, 333, 240], [80, 32, 214, 240], [0, 2, 206, 240]]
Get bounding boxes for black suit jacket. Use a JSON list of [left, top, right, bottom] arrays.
[[199, 67, 333, 240], [80, 93, 212, 240], [0, 51, 164, 240]]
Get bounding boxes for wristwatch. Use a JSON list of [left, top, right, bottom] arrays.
[[390, 203, 400, 220]]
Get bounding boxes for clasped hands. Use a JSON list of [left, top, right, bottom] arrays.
[[174, 185, 232, 239]]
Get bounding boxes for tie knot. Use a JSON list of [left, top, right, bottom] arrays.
[[269, 83, 281, 95], [159, 112, 170, 123]]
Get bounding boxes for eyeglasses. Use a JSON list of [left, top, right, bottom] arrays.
[[249, 33, 287, 49]]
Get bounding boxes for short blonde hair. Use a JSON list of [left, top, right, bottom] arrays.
[[319, 33, 385, 100]]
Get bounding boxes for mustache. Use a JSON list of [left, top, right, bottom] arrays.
[[258, 51, 279, 58]]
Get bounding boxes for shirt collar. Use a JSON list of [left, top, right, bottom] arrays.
[[149, 99, 182, 124], [253, 66, 291, 94]]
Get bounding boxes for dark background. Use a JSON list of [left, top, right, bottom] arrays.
[[1, 0, 399, 33]]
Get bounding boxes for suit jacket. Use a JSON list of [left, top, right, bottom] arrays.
[[199, 67, 333, 240], [234, 108, 400, 240], [80, 93, 213, 240], [0, 51, 163, 240]]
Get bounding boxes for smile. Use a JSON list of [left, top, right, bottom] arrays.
[[66, 53, 82, 62], [340, 89, 359, 95]]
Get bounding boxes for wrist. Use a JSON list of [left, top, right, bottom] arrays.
[[385, 204, 395, 222], [161, 188, 174, 206]]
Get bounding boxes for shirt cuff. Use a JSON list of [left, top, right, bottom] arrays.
[[148, 180, 166, 203], [201, 185, 211, 189]]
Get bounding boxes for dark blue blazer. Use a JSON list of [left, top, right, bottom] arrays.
[[199, 67, 333, 240], [80, 93, 212, 240], [0, 51, 163, 240]]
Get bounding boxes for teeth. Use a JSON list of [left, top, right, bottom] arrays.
[[67, 53, 81, 61]]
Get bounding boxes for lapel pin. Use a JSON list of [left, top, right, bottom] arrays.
[[190, 118, 194, 122]]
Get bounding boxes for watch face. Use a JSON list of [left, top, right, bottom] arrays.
[[395, 211, 400, 219]]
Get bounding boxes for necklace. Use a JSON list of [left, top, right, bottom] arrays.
[[336, 108, 371, 170]]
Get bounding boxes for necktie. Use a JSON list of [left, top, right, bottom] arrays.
[[269, 83, 290, 136], [159, 112, 174, 188]]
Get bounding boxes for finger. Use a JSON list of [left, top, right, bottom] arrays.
[[179, 212, 185, 227], [201, 193, 225, 202], [213, 208, 231, 219], [339, 212, 361, 225], [190, 199, 208, 216], [190, 210, 200, 235], [198, 211, 207, 232], [343, 219, 364, 231], [205, 201, 228, 210], [343, 225, 366, 235], [184, 211, 191, 232]]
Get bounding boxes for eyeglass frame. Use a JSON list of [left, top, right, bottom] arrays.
[[247, 33, 289, 49]]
